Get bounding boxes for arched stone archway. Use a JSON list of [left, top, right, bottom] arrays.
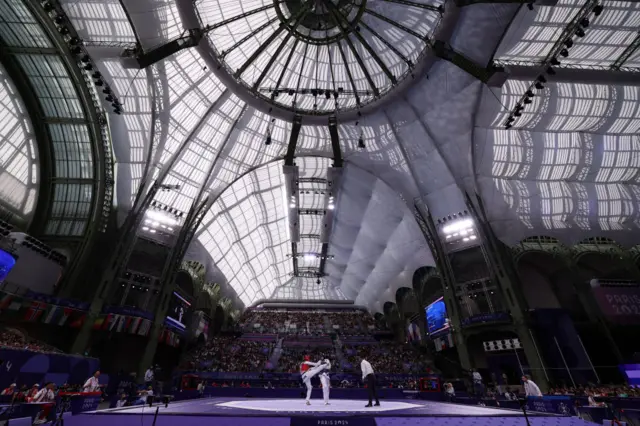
[[212, 305, 225, 334], [516, 250, 585, 318], [575, 252, 635, 282], [175, 270, 195, 298], [395, 287, 419, 317], [412, 266, 442, 306]]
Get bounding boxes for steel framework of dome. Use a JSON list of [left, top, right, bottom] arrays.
[[0, 0, 639, 313], [196, 0, 444, 114]]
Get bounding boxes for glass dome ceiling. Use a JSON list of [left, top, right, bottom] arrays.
[[195, 0, 444, 114]]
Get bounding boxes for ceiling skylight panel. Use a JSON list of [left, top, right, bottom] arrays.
[[61, 0, 136, 43], [0, 0, 52, 48], [0, 62, 38, 224]]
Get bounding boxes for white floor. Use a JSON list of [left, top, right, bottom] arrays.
[[216, 399, 424, 413]]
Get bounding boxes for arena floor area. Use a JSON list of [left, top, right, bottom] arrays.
[[98, 397, 532, 416], [60, 397, 600, 426]]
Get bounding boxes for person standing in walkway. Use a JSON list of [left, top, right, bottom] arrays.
[[522, 375, 542, 397], [360, 358, 380, 407]]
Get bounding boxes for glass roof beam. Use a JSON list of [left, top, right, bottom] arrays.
[[454, 0, 557, 5], [500, 63, 640, 86], [0, 46, 58, 54], [324, 1, 379, 97], [234, 2, 313, 79], [285, 114, 302, 165], [318, 243, 329, 276], [365, 9, 430, 42], [221, 17, 280, 59], [328, 116, 342, 167], [133, 29, 203, 69], [378, 0, 444, 13], [270, 38, 299, 98], [433, 40, 502, 84], [251, 22, 298, 90], [612, 33, 640, 71], [201, 3, 280, 32], [323, 0, 397, 86], [359, 21, 413, 67]]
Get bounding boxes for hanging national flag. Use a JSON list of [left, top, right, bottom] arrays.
[[137, 319, 151, 336], [102, 314, 115, 330], [42, 305, 60, 324], [107, 314, 120, 332], [0, 292, 13, 310], [116, 315, 127, 333], [24, 302, 48, 321], [93, 315, 106, 330], [124, 316, 134, 332], [128, 317, 142, 334], [58, 308, 73, 326], [69, 313, 86, 328]]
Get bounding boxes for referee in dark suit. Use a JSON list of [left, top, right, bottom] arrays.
[[360, 358, 380, 407]]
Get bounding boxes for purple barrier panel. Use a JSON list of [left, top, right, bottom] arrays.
[[65, 415, 291, 426], [375, 418, 599, 426]]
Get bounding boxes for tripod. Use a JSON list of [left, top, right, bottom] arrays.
[[518, 398, 532, 426], [51, 396, 71, 426]]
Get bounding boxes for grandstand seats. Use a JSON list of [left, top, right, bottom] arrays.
[[0, 328, 62, 354]]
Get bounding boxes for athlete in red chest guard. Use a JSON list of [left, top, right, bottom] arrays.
[[300, 356, 330, 405]]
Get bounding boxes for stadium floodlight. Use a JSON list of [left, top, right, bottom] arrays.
[[441, 218, 474, 235]]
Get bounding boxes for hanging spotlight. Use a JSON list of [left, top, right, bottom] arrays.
[[325, 90, 331, 99], [333, 91, 339, 99], [103, 87, 112, 95], [95, 79, 103, 86], [42, 1, 54, 12], [525, 90, 534, 98], [559, 49, 569, 57], [513, 111, 522, 117], [58, 26, 69, 35], [550, 57, 560, 66], [288, 89, 294, 96], [536, 75, 547, 84], [265, 134, 272, 145], [580, 18, 589, 28], [507, 116, 515, 123], [357, 135, 365, 149], [524, 98, 532, 104], [106, 95, 114, 102], [505, 124, 513, 130], [92, 72, 101, 79], [593, 5, 603, 16], [81, 55, 90, 63], [83, 63, 93, 71], [70, 46, 82, 55], [546, 67, 556, 75], [311, 89, 318, 97], [527, 2, 533, 10], [534, 81, 544, 90], [575, 28, 585, 38], [564, 39, 573, 48], [69, 37, 80, 45], [54, 16, 64, 25]]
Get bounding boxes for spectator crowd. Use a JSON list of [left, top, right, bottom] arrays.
[[0, 329, 62, 354]]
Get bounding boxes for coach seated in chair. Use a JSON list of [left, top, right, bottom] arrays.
[[132, 386, 154, 406]]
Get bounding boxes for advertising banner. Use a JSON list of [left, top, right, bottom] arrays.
[[592, 287, 640, 323]]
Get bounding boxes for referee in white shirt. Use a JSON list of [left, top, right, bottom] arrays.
[[360, 358, 380, 407]]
